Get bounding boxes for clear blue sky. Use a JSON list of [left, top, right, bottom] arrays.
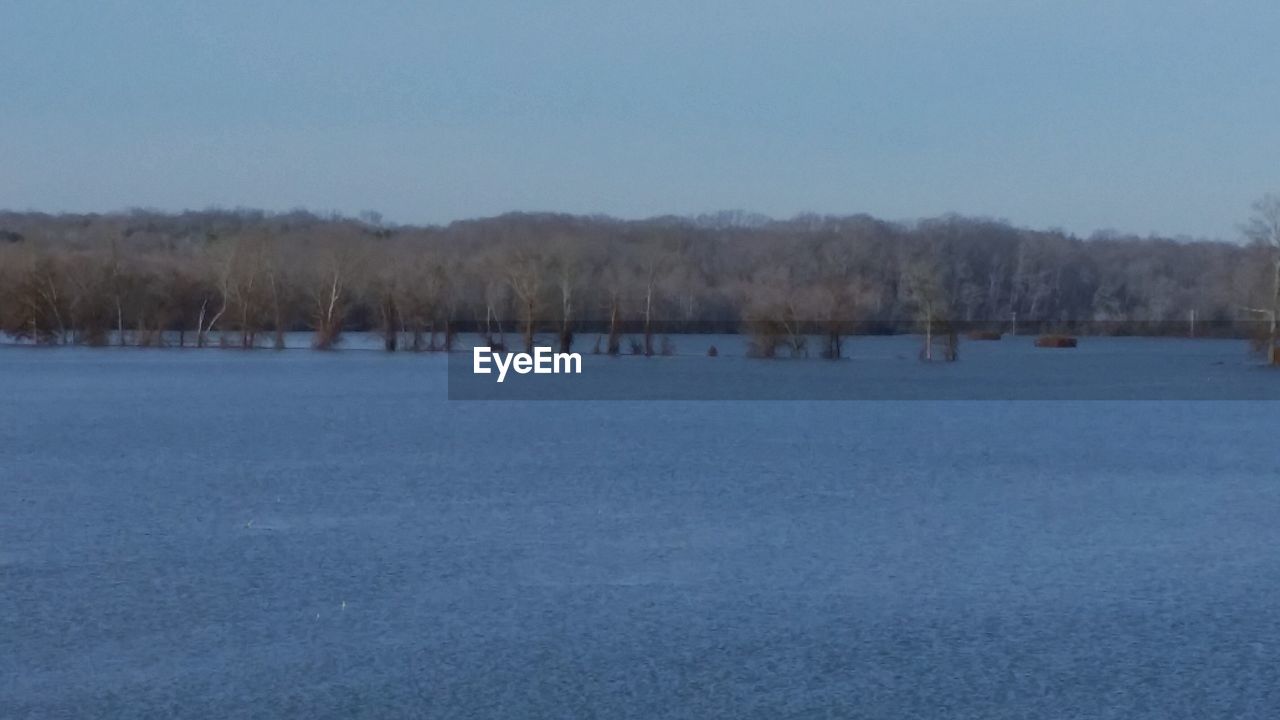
[[3, 0, 1277, 239]]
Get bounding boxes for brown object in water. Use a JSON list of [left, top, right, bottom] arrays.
[[1035, 335, 1078, 348]]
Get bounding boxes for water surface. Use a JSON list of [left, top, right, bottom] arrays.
[[2, 342, 1278, 718]]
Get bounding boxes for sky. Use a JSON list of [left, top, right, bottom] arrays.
[[2, 0, 1278, 239]]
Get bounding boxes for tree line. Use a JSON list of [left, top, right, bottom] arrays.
[[1, 202, 1277, 358]]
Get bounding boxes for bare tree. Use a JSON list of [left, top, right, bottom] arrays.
[[0, 245, 70, 344], [633, 239, 675, 356], [106, 238, 131, 346], [163, 261, 211, 348], [597, 256, 627, 355], [194, 242, 232, 348], [60, 251, 113, 346], [362, 242, 401, 352], [395, 246, 445, 351], [810, 239, 863, 359], [434, 256, 462, 352], [902, 255, 958, 362], [262, 235, 295, 350], [548, 237, 584, 353], [742, 265, 808, 358], [505, 248, 544, 353], [222, 234, 272, 348], [1242, 193, 1280, 364], [304, 238, 362, 350]]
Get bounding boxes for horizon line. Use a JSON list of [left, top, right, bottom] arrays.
[[0, 204, 1245, 245]]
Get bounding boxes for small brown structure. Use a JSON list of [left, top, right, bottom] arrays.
[[1035, 335, 1078, 348], [966, 330, 1003, 341]]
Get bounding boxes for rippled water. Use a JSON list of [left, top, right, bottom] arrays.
[[2, 342, 1278, 718]]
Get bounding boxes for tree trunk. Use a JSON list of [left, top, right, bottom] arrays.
[[195, 300, 207, 348], [115, 296, 125, 346], [923, 310, 933, 361], [522, 301, 535, 353], [1271, 259, 1279, 364], [559, 299, 572, 354], [380, 295, 397, 352], [607, 301, 621, 355], [643, 284, 653, 356]]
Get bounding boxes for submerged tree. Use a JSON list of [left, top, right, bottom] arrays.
[[364, 243, 401, 352], [1242, 193, 1280, 364], [809, 237, 864, 359], [0, 246, 69, 343], [505, 248, 544, 353], [547, 237, 584, 354], [903, 253, 958, 362], [304, 238, 362, 350], [743, 265, 808, 358], [632, 237, 677, 356]]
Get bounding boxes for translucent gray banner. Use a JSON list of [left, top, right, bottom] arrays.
[[448, 335, 1280, 401]]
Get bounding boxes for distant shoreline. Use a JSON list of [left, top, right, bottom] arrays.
[[2, 210, 1271, 356]]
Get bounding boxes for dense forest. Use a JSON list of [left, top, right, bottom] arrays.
[[1, 201, 1278, 358]]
